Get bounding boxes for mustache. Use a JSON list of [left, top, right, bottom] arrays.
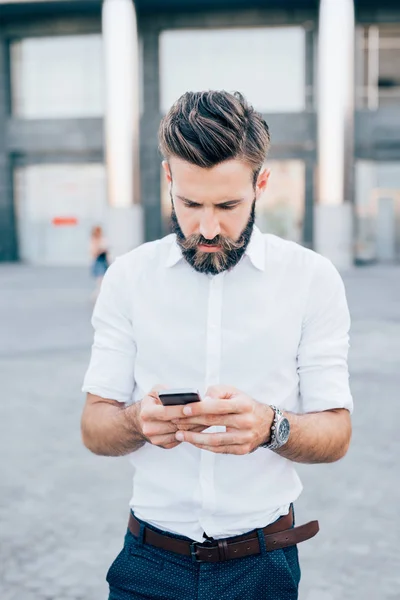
[[179, 233, 246, 253]]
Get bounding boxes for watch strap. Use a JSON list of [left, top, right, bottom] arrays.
[[261, 405, 282, 449]]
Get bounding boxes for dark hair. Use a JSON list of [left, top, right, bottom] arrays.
[[159, 91, 271, 184]]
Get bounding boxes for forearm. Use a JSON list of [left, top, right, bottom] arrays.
[[81, 400, 145, 457], [274, 408, 351, 464]]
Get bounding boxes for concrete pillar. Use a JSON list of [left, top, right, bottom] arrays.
[[315, 0, 355, 269], [102, 0, 143, 259]]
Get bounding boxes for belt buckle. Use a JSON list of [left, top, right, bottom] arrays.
[[190, 541, 204, 563], [190, 539, 213, 563]]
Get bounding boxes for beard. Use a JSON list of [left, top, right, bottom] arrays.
[[170, 198, 256, 275]]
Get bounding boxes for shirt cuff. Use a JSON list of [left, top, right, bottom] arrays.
[[81, 384, 130, 404], [301, 393, 354, 415]]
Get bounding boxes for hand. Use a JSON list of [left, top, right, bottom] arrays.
[[172, 385, 274, 455], [137, 385, 209, 450]]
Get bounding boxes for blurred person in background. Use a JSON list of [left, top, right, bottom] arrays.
[[81, 91, 353, 600], [90, 225, 109, 299]]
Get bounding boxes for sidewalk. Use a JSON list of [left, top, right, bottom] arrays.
[[0, 264, 399, 600]]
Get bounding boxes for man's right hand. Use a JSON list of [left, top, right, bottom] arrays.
[[134, 386, 207, 450]]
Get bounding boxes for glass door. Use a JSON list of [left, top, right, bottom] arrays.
[[355, 161, 400, 263]]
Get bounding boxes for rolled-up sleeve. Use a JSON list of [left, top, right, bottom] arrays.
[[82, 257, 136, 403], [297, 257, 353, 414]]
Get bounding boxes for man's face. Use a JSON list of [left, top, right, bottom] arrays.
[[163, 157, 269, 275]]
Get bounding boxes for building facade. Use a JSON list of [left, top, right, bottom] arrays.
[[0, 0, 399, 267]]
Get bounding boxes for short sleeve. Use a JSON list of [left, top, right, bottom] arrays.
[[82, 257, 136, 403], [297, 257, 353, 414]]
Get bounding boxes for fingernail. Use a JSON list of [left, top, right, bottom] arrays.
[[176, 431, 184, 441], [183, 406, 192, 416]]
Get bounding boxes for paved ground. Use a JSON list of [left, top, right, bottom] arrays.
[[0, 263, 399, 600]]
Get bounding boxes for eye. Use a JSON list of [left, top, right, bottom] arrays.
[[183, 201, 201, 209], [218, 204, 238, 211]]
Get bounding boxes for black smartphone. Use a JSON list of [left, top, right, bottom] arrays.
[[158, 388, 201, 406]]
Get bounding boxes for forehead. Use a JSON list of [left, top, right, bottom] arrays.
[[169, 157, 253, 202]]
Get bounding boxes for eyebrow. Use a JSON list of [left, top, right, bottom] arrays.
[[177, 196, 244, 207]]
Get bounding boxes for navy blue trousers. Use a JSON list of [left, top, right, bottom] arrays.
[[107, 515, 301, 600]]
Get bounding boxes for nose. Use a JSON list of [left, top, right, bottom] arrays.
[[199, 209, 221, 240]]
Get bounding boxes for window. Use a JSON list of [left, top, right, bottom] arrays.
[[357, 25, 400, 109], [14, 163, 107, 265], [11, 34, 104, 118], [159, 27, 306, 114]]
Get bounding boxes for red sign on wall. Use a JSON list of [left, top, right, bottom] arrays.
[[52, 217, 78, 226]]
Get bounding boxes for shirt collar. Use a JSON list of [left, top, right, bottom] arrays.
[[166, 237, 183, 268], [166, 226, 265, 271], [245, 226, 265, 272]]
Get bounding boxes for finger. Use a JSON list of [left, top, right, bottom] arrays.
[[181, 398, 243, 418], [190, 444, 249, 455], [175, 430, 249, 446], [163, 441, 181, 449], [148, 384, 168, 404], [148, 404, 192, 421], [150, 433, 181, 447], [141, 421, 177, 439], [173, 415, 242, 428], [141, 400, 187, 422], [206, 385, 238, 400], [175, 423, 210, 432]]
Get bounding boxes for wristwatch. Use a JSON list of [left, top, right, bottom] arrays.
[[261, 405, 290, 450]]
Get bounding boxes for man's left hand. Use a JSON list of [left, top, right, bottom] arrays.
[[172, 385, 274, 455]]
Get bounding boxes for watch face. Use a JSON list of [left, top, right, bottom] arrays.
[[278, 418, 290, 444]]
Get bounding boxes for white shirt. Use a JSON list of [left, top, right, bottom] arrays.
[[82, 227, 353, 542]]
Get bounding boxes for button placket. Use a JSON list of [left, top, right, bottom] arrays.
[[199, 273, 225, 526]]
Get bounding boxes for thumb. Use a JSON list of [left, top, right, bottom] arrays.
[[149, 384, 168, 404]]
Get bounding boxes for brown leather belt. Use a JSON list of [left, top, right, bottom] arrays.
[[128, 508, 319, 563]]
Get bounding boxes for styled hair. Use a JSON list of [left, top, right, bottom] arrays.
[[159, 91, 271, 184]]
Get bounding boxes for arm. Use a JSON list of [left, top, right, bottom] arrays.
[[81, 258, 142, 456], [81, 389, 210, 456], [271, 407, 351, 463], [173, 394, 351, 463], [81, 393, 145, 456], [279, 256, 353, 462]]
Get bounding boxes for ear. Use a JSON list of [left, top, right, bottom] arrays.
[[256, 167, 270, 197], [162, 160, 172, 184]]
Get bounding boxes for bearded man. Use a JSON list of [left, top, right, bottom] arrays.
[[81, 90, 352, 600]]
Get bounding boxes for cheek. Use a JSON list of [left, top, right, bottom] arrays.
[[175, 206, 200, 237], [221, 208, 249, 238]]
